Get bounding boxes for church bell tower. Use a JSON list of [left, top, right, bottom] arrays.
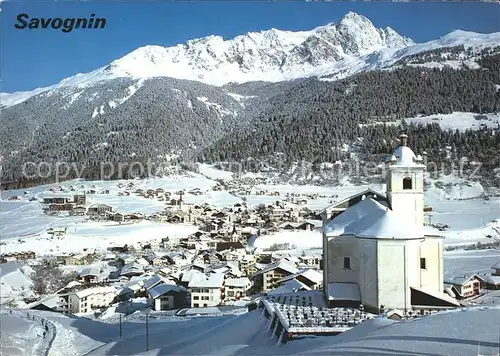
[[385, 134, 426, 227]]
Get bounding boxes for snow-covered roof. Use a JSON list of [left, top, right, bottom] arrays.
[[324, 197, 385, 236], [188, 273, 224, 288], [149, 283, 187, 299], [277, 268, 323, 285], [393, 145, 417, 165], [342, 200, 423, 240], [74, 286, 115, 299], [225, 277, 251, 288], [120, 262, 144, 276], [491, 261, 500, 270], [79, 267, 99, 277], [181, 269, 204, 283], [444, 274, 482, 286], [482, 275, 500, 285], [327, 282, 361, 301], [252, 261, 298, 277], [268, 279, 311, 295], [144, 274, 174, 290], [410, 286, 460, 307]]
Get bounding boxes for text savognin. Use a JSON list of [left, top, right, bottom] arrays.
[[15, 14, 106, 33]]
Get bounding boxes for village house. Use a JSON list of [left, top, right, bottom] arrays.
[[108, 212, 125, 222], [0, 251, 36, 262], [297, 254, 322, 269], [444, 275, 483, 299], [148, 283, 188, 311], [71, 205, 87, 216], [275, 268, 323, 290], [64, 253, 95, 266], [322, 134, 460, 313], [66, 285, 116, 314], [279, 221, 315, 231], [188, 273, 225, 308], [251, 260, 298, 293], [482, 275, 500, 290], [120, 262, 145, 278], [224, 277, 253, 300], [87, 203, 113, 217], [79, 267, 101, 284]]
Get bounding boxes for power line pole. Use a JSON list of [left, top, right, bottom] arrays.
[[119, 314, 122, 338], [145, 313, 149, 351]]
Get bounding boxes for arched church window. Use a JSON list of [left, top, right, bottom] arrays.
[[403, 177, 412, 190]]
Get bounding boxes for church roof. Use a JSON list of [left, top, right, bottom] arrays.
[[393, 145, 417, 165], [324, 197, 385, 237], [342, 202, 423, 240]]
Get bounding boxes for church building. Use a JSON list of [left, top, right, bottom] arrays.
[[322, 134, 460, 313]]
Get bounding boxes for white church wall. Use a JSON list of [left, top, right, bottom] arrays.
[[359, 239, 378, 310], [405, 240, 422, 295], [326, 237, 359, 284], [419, 237, 444, 292], [377, 241, 409, 311]]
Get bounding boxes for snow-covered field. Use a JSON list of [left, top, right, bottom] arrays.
[[2, 304, 500, 356], [360, 112, 500, 132], [1, 170, 498, 253]]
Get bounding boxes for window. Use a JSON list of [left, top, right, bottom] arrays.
[[403, 177, 412, 190], [420, 258, 426, 270], [193, 303, 199, 308], [343, 257, 351, 270], [193, 296, 199, 300], [203, 304, 208, 307]]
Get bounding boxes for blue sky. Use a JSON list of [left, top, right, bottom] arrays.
[[2, 1, 499, 93]]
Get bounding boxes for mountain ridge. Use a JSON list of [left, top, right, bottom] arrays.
[[3, 13, 500, 108], [3, 11, 412, 106]]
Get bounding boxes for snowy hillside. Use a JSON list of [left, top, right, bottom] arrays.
[[2, 305, 500, 356], [2, 12, 499, 107]]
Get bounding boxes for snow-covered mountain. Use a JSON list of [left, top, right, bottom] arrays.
[[0, 12, 410, 106], [3, 12, 500, 107]]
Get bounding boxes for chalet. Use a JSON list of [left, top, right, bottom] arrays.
[[135, 189, 145, 196], [87, 204, 113, 216], [224, 277, 253, 300], [124, 213, 143, 221], [443, 274, 483, 299], [168, 212, 186, 223], [72, 205, 87, 216], [148, 284, 188, 311], [155, 188, 165, 195], [109, 212, 125, 222], [188, 273, 225, 308], [79, 267, 100, 284], [251, 260, 298, 292]]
